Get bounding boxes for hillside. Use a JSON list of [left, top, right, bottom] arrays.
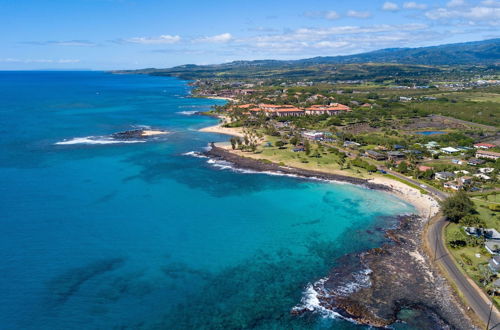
[[115, 39, 500, 80]]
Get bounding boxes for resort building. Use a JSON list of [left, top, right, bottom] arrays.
[[254, 104, 305, 117], [304, 103, 351, 115], [476, 150, 500, 161], [474, 143, 496, 149]]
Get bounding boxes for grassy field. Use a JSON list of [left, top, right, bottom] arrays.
[[230, 136, 373, 179]]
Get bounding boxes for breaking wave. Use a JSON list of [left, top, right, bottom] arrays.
[[55, 136, 146, 145], [182, 151, 208, 159], [176, 111, 199, 116]]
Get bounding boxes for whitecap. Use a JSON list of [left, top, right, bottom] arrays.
[[176, 110, 199, 116], [182, 151, 208, 159], [55, 136, 146, 145]]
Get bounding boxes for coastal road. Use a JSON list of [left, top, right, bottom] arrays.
[[383, 168, 500, 329]]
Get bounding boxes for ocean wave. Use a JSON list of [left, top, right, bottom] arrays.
[[292, 278, 343, 319], [331, 268, 372, 296], [176, 111, 199, 116], [55, 136, 146, 145], [205, 158, 351, 185], [182, 151, 208, 159]]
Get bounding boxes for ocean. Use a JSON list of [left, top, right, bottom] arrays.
[[0, 71, 416, 329]]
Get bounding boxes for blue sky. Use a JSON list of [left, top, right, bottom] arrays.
[[1, 0, 499, 70]]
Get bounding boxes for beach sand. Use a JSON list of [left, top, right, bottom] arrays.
[[208, 139, 439, 219], [141, 130, 168, 136], [199, 124, 245, 138], [369, 176, 439, 219]]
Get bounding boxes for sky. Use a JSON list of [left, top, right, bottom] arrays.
[[1, 0, 499, 70]]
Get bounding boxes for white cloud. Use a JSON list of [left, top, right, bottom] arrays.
[[125, 35, 181, 45], [481, 0, 500, 6], [312, 41, 350, 48], [447, 0, 466, 7], [346, 10, 372, 18], [195, 33, 233, 43], [304, 10, 340, 20], [403, 2, 428, 9], [382, 2, 400, 11], [0, 58, 80, 63], [426, 6, 500, 22]]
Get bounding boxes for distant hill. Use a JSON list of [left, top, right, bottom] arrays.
[[299, 38, 500, 65], [116, 38, 500, 80]]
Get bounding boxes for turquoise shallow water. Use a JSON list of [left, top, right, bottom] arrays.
[[0, 71, 415, 329]]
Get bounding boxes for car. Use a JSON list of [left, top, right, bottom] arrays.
[[420, 184, 427, 188], [379, 170, 387, 174]]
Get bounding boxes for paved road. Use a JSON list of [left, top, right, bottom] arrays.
[[382, 168, 500, 329]]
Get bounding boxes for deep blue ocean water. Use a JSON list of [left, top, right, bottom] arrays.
[[0, 71, 416, 329]]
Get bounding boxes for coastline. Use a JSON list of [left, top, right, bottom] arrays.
[[195, 113, 481, 327], [202, 142, 474, 328], [199, 120, 438, 218]]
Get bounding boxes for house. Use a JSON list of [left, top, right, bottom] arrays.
[[474, 143, 496, 149], [468, 158, 486, 166], [425, 141, 439, 149], [479, 167, 494, 174], [451, 159, 464, 165], [444, 180, 463, 190], [441, 147, 460, 154], [418, 165, 433, 172], [393, 144, 406, 150], [344, 141, 361, 148], [487, 242, 500, 256], [292, 147, 305, 152], [485, 229, 500, 241], [474, 173, 492, 180], [458, 176, 473, 185], [302, 131, 324, 140], [366, 150, 387, 160], [387, 151, 406, 161], [489, 255, 500, 271], [476, 150, 500, 161], [435, 171, 454, 180], [454, 170, 470, 175]]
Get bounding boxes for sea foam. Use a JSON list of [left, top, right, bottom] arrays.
[[55, 136, 146, 145]]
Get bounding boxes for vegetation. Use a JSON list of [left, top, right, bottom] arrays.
[[441, 191, 475, 223]]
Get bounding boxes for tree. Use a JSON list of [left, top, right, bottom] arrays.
[[440, 191, 475, 223], [230, 137, 237, 150], [275, 140, 285, 148], [397, 161, 408, 174], [304, 140, 311, 156], [459, 214, 485, 228]]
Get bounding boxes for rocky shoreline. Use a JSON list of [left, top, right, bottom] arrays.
[[293, 215, 474, 328], [205, 143, 390, 191], [205, 143, 475, 329]]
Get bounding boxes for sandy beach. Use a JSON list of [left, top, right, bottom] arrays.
[[207, 138, 439, 219], [198, 123, 245, 138], [369, 176, 440, 219]]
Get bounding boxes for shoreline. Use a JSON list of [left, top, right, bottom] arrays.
[[203, 143, 474, 327]]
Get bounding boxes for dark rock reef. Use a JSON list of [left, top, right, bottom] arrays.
[[293, 215, 475, 329]]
